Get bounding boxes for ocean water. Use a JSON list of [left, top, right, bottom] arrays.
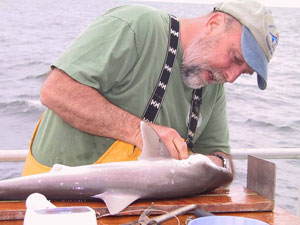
[[1, 0, 299, 215]]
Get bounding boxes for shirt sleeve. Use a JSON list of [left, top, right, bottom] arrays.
[[192, 85, 231, 155], [52, 15, 138, 94]]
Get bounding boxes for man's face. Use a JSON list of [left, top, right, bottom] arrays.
[[181, 23, 253, 89]]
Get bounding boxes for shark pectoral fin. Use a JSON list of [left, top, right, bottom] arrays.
[[138, 121, 172, 161], [93, 192, 140, 215]]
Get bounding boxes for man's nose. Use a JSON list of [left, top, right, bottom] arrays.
[[226, 72, 240, 83], [225, 66, 244, 83]]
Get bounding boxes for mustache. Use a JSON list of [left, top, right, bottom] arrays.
[[181, 65, 202, 78], [210, 70, 227, 83], [181, 64, 226, 83], [180, 63, 227, 89]]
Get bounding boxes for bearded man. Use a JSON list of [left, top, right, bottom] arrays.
[[22, 0, 279, 183]]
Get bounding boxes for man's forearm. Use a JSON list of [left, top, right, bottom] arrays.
[[40, 68, 142, 148], [41, 68, 189, 159], [208, 151, 234, 180]]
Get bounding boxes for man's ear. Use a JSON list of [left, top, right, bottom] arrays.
[[204, 12, 225, 35]]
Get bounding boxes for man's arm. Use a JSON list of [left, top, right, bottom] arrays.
[[40, 68, 188, 159], [207, 151, 233, 174]]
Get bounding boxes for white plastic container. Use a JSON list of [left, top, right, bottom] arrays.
[[23, 193, 97, 225]]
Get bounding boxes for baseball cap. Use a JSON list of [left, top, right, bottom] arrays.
[[214, 0, 279, 90]]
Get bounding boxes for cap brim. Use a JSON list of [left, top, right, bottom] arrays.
[[241, 26, 268, 90]]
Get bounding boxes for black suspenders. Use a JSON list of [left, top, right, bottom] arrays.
[[142, 15, 180, 123], [142, 15, 202, 150], [186, 88, 203, 149]]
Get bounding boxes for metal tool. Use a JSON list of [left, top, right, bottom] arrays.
[[247, 155, 276, 201], [122, 204, 197, 225]]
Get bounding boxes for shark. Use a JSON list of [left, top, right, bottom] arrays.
[[0, 122, 232, 215]]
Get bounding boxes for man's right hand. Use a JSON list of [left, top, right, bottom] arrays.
[[134, 123, 188, 160]]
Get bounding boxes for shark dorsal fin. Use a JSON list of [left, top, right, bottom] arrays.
[[138, 121, 172, 161], [92, 191, 140, 215], [50, 164, 72, 173]]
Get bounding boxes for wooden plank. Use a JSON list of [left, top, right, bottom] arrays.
[[0, 207, 300, 225], [0, 186, 274, 221], [0, 201, 26, 221]]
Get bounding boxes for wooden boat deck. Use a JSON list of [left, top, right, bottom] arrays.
[[0, 186, 299, 224]]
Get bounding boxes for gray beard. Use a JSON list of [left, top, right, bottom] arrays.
[[181, 65, 208, 89], [181, 64, 227, 89], [181, 36, 218, 89]]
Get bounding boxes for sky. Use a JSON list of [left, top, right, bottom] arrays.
[[136, 0, 300, 8]]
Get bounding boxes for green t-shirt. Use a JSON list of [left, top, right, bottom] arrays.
[[32, 5, 230, 166]]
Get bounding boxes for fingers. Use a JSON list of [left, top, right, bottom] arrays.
[[149, 123, 188, 160], [173, 137, 188, 160]]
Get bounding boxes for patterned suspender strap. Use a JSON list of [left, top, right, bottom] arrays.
[[186, 88, 203, 149], [142, 15, 180, 123]]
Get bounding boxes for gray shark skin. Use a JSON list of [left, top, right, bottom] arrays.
[[0, 122, 232, 214]]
